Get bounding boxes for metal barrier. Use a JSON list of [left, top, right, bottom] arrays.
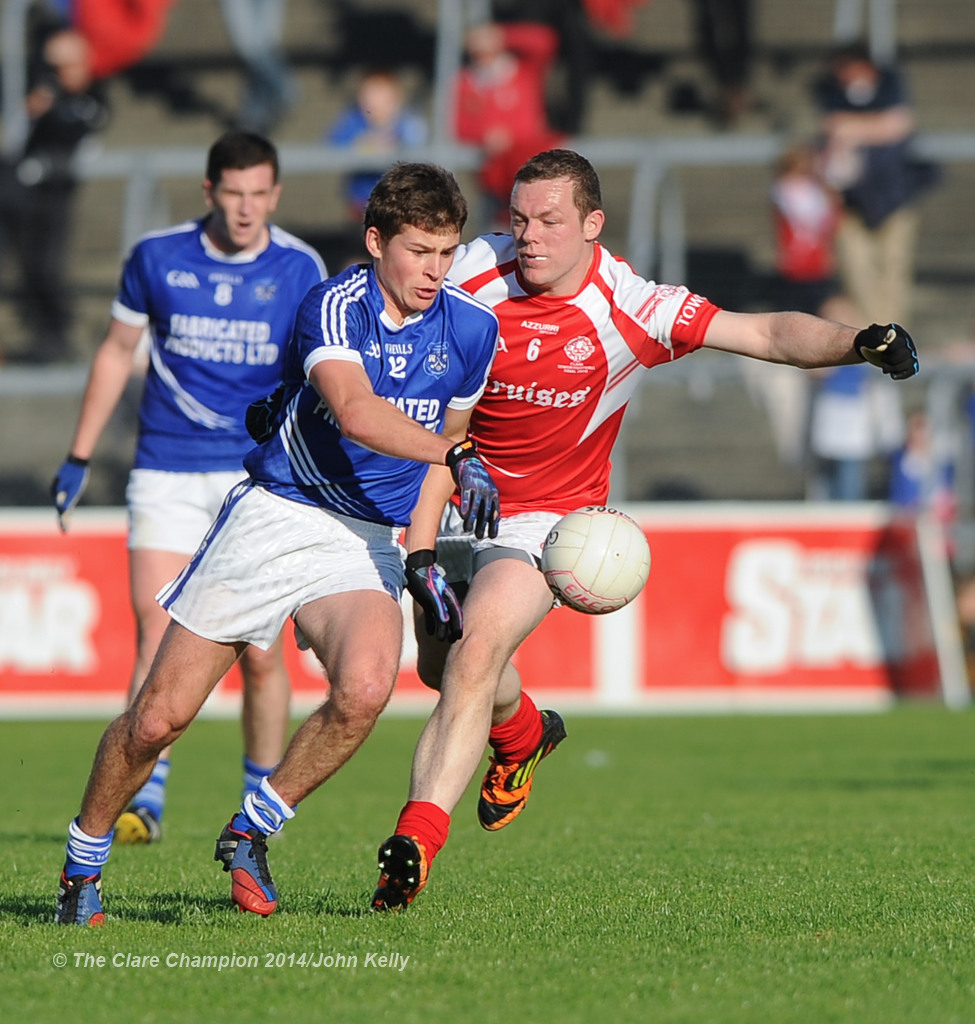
[[67, 129, 975, 284], [0, 0, 31, 156], [605, 354, 975, 568]]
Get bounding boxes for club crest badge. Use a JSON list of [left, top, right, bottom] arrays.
[[563, 336, 595, 362], [424, 339, 449, 378]]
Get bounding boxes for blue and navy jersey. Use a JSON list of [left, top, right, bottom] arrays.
[[244, 263, 499, 526], [113, 218, 326, 472]]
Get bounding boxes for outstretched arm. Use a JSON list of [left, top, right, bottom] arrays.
[[701, 310, 918, 378]]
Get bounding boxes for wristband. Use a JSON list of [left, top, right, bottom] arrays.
[[405, 549, 437, 571], [67, 454, 90, 467], [445, 439, 476, 469]]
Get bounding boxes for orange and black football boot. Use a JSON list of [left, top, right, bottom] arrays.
[[477, 709, 566, 831]]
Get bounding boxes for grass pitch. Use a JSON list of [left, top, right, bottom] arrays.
[[3, 708, 975, 1023]]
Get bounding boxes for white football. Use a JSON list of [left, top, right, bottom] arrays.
[[541, 506, 651, 614]]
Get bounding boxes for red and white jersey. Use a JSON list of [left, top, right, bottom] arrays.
[[448, 235, 720, 515]]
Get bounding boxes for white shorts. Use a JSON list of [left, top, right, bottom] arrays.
[[126, 468, 247, 553], [158, 482, 405, 650], [436, 505, 560, 585]]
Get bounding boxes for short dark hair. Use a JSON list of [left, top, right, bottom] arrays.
[[206, 131, 279, 186], [364, 163, 468, 242], [513, 149, 603, 218]]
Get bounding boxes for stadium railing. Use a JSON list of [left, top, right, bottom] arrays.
[[64, 129, 975, 286]]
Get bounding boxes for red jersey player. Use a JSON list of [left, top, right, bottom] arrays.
[[371, 149, 919, 912]]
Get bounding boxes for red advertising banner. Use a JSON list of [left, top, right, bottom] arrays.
[[0, 505, 965, 717], [632, 506, 951, 708]]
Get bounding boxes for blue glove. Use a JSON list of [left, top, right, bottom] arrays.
[[405, 549, 464, 643], [245, 382, 285, 443], [51, 455, 90, 532], [445, 439, 500, 539], [854, 323, 918, 381]]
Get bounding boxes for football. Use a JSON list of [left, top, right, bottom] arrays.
[[541, 506, 651, 614]]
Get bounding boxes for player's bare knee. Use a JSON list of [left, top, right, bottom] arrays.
[[330, 675, 394, 727], [124, 706, 179, 757], [355, 678, 395, 720], [445, 632, 505, 690]]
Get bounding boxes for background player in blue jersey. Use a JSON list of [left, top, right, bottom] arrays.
[[55, 161, 502, 925], [51, 131, 326, 847]]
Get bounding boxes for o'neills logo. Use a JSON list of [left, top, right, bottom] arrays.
[[563, 336, 595, 362], [520, 319, 559, 335]]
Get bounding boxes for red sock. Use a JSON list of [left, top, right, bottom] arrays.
[[395, 801, 450, 862], [489, 692, 543, 764]]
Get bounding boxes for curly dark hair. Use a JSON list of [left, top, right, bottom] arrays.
[[364, 163, 468, 242]]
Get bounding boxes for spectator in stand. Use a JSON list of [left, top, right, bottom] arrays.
[[888, 409, 957, 523], [489, 1, 653, 134], [0, 22, 108, 363], [814, 41, 939, 329], [807, 361, 905, 501], [768, 142, 842, 318], [325, 69, 428, 223], [218, 0, 296, 134], [454, 20, 564, 226], [59, 0, 176, 79], [740, 142, 844, 471]]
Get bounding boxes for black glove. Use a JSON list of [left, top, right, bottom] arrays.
[[245, 383, 286, 443], [405, 549, 464, 643], [445, 439, 500, 539], [51, 455, 90, 532], [854, 323, 918, 381]]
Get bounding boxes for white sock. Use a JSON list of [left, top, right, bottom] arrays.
[[241, 776, 295, 835], [64, 817, 113, 874]]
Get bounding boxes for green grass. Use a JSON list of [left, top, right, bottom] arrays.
[[3, 709, 975, 1023]]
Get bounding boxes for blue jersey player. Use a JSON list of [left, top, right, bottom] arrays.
[[55, 161, 501, 925], [51, 132, 326, 849]]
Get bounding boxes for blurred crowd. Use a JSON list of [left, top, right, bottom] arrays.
[[0, 0, 970, 528]]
